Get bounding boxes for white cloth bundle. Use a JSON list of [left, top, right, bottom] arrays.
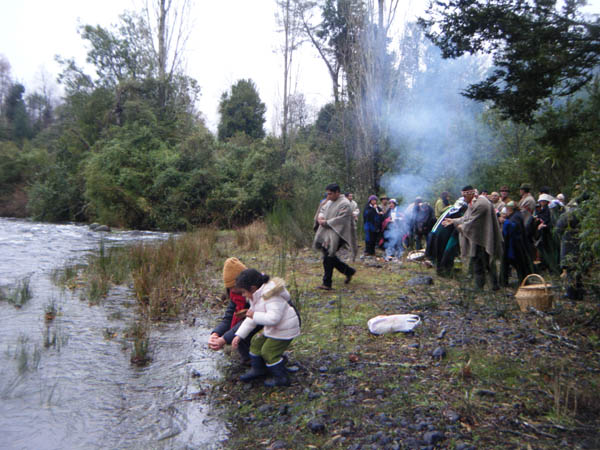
[[367, 314, 421, 335]]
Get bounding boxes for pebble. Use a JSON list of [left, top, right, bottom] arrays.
[[258, 404, 273, 414], [423, 430, 445, 445], [319, 365, 329, 373], [307, 391, 321, 400], [286, 364, 300, 373], [455, 444, 474, 450], [307, 419, 325, 433], [432, 346, 447, 359], [445, 410, 460, 422], [438, 328, 447, 339], [475, 389, 496, 398], [268, 441, 288, 450], [406, 276, 434, 286]]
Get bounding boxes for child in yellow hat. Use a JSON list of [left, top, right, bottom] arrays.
[[208, 257, 261, 364]]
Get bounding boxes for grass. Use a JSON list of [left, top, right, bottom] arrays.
[[0, 277, 33, 308]]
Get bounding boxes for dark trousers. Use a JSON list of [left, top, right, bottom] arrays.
[[472, 245, 499, 290], [322, 250, 355, 288]]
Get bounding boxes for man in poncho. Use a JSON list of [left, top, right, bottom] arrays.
[[443, 185, 503, 290], [313, 183, 357, 290]]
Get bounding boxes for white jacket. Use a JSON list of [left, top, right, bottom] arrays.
[[235, 278, 300, 340]]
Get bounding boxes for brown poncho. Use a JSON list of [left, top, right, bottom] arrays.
[[455, 195, 503, 260], [313, 195, 358, 260]]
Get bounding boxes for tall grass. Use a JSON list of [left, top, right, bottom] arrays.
[[0, 277, 33, 308], [129, 228, 219, 319]]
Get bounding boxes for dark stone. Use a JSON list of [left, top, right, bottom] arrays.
[[475, 389, 496, 398], [455, 444, 474, 450], [307, 419, 325, 433], [89, 223, 100, 230], [423, 431, 445, 445], [432, 347, 446, 359], [445, 410, 460, 423], [375, 389, 385, 396], [268, 440, 288, 450], [286, 364, 300, 373], [406, 276, 434, 286], [307, 391, 321, 400], [409, 343, 420, 349], [319, 366, 329, 373], [258, 404, 274, 414], [279, 404, 289, 416], [190, 369, 201, 378], [438, 328, 447, 339], [94, 225, 111, 232]]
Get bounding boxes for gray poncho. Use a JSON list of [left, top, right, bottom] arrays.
[[313, 195, 358, 260]]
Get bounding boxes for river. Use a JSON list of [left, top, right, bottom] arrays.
[[0, 218, 227, 449]]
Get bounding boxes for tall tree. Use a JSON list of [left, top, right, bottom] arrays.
[[419, 0, 600, 123], [276, 0, 304, 149], [218, 79, 266, 141]]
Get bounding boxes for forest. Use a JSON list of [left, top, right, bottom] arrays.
[[0, 0, 598, 260]]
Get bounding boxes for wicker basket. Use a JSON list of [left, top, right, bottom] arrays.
[[515, 274, 554, 312]]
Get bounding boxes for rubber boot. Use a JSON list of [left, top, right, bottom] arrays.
[[239, 355, 267, 382], [264, 360, 290, 387]]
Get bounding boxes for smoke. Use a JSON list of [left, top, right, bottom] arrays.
[[381, 41, 491, 209]]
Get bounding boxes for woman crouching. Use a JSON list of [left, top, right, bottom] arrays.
[[231, 269, 300, 387]]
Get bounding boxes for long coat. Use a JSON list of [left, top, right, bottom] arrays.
[[314, 195, 358, 259], [455, 195, 503, 260]]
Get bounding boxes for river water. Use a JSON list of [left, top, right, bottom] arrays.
[[0, 218, 227, 449]]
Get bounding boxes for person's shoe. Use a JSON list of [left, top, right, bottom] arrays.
[[344, 269, 356, 284], [239, 355, 267, 382], [316, 285, 333, 291], [264, 360, 290, 387]]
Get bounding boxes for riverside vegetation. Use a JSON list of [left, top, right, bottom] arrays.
[[62, 219, 600, 449]]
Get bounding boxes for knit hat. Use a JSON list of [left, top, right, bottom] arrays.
[[368, 195, 378, 202], [223, 257, 247, 288]]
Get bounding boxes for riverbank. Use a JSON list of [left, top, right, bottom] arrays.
[[61, 221, 600, 448], [194, 226, 600, 450]]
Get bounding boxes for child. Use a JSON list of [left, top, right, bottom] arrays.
[[232, 269, 300, 387], [208, 258, 260, 364]]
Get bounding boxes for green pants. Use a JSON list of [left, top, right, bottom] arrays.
[[249, 332, 292, 365]]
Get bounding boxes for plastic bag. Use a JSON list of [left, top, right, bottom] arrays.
[[367, 314, 421, 335]]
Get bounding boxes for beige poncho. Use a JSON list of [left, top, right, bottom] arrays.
[[313, 195, 357, 260], [455, 195, 503, 260]]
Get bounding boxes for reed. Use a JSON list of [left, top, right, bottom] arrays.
[[0, 277, 33, 308]]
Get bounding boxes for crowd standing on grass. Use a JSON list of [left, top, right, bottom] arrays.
[[208, 181, 590, 388]]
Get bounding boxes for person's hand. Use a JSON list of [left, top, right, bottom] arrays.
[[208, 334, 226, 350], [208, 332, 219, 346], [318, 217, 327, 226], [232, 336, 240, 349], [245, 309, 254, 319], [442, 218, 453, 227], [538, 222, 547, 230]]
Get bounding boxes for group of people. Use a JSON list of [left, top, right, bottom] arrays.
[[362, 194, 436, 261], [206, 181, 587, 388], [434, 183, 584, 298]]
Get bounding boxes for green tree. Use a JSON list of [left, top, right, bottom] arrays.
[[419, 0, 600, 123], [217, 79, 266, 141], [3, 83, 32, 142]]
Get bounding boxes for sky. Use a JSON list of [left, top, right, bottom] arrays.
[[0, 0, 598, 133]]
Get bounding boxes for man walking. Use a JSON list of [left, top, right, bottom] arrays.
[[443, 185, 503, 290], [313, 183, 357, 290]]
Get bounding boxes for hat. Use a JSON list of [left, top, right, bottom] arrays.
[[557, 193, 565, 202], [389, 198, 397, 205], [490, 191, 500, 197], [500, 186, 509, 192], [520, 183, 531, 190], [368, 195, 378, 202], [538, 193, 553, 203], [505, 201, 516, 208], [223, 257, 247, 289], [380, 194, 389, 200], [415, 196, 423, 203]]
